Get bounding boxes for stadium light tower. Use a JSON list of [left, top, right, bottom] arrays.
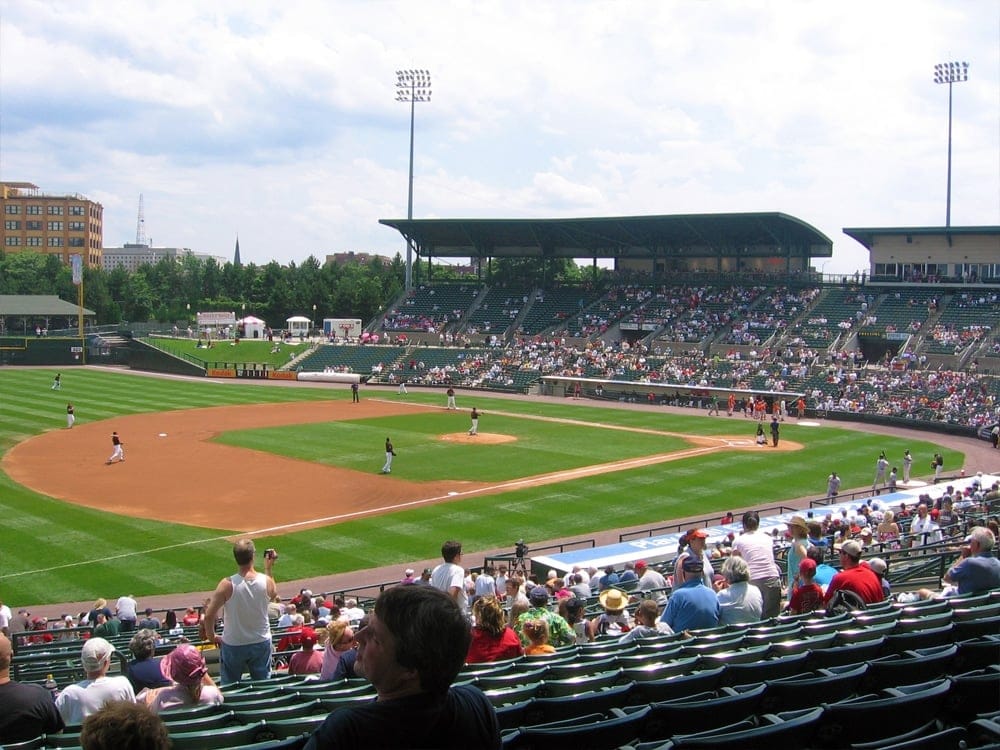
[[933, 61, 969, 228], [395, 69, 432, 291]]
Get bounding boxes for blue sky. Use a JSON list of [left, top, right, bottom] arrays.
[[1, 0, 997, 273]]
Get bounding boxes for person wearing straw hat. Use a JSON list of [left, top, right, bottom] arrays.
[[588, 588, 632, 639]]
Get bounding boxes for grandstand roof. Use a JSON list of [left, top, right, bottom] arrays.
[[0, 294, 95, 316], [843, 225, 1000, 250], [380, 212, 833, 260]]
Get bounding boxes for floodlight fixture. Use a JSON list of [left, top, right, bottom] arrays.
[[933, 61, 969, 227], [395, 69, 433, 290]]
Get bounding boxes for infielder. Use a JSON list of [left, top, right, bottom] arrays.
[[66, 403, 75, 429], [468, 407, 479, 436], [107, 431, 125, 464], [381, 437, 396, 474], [446, 387, 457, 410]]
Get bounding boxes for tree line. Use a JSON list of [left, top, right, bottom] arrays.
[[0, 250, 600, 328]]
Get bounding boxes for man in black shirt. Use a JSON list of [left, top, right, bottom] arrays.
[[304, 586, 499, 749], [0, 633, 64, 744]]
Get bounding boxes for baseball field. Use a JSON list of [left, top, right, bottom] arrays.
[[0, 366, 961, 606]]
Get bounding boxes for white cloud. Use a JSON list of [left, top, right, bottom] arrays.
[[0, 0, 996, 272]]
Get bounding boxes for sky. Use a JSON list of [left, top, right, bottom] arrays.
[[1, 1, 998, 274]]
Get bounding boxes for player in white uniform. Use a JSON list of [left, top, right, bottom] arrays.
[[106, 432, 124, 464]]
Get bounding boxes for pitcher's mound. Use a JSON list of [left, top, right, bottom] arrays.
[[439, 432, 517, 445]]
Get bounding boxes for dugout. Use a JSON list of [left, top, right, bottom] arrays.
[[539, 375, 804, 410]]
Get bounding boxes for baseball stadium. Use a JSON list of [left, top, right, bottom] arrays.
[[1, 214, 999, 747]]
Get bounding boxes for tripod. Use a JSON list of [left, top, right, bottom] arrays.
[[512, 542, 529, 576]]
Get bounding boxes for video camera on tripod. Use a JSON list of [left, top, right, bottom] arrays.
[[514, 539, 528, 561]]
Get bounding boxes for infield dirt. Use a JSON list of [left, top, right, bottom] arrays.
[[2, 398, 799, 532]]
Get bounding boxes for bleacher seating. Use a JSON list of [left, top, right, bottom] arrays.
[[294, 344, 406, 375], [11, 582, 999, 748]]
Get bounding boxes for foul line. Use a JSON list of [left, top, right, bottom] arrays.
[[4, 398, 730, 579]]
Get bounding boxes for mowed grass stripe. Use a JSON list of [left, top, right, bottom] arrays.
[[0, 367, 957, 605], [214, 412, 691, 482]]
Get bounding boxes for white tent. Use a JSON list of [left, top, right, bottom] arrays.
[[286, 315, 311, 338], [237, 315, 267, 339]]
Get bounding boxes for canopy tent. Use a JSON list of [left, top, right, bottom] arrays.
[[237, 315, 267, 339]]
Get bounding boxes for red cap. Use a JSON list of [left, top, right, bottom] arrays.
[[300, 627, 317, 647], [635, 560, 647, 570]]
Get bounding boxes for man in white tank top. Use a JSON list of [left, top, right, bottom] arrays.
[[202, 539, 277, 685]]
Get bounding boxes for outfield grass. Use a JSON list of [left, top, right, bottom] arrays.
[[0, 367, 959, 606]]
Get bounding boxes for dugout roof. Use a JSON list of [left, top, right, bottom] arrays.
[[379, 212, 832, 260]]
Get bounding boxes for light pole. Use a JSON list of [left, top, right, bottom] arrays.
[[396, 69, 432, 291], [933, 61, 969, 228]]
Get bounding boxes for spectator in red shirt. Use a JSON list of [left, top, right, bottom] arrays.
[[824, 540, 885, 607], [466, 596, 523, 664], [288, 627, 322, 676], [787, 558, 824, 614]]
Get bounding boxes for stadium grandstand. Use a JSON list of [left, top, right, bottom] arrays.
[[4, 214, 999, 749]]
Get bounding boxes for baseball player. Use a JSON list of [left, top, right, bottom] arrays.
[[468, 408, 479, 436], [107, 431, 125, 464], [381, 437, 396, 474], [66, 403, 75, 429], [446, 387, 457, 410], [51, 373, 61, 390], [902, 449, 913, 483], [873, 452, 889, 490]]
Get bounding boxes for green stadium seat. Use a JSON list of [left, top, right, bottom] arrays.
[[169, 720, 270, 750], [814, 679, 951, 748], [503, 705, 650, 750], [260, 715, 327, 740], [160, 710, 240, 731], [665, 706, 824, 749], [762, 662, 868, 713], [545, 657, 617, 680], [621, 656, 701, 684], [635, 683, 768, 739], [634, 666, 725, 704], [806, 636, 886, 670], [719, 650, 810, 686], [540, 668, 623, 698], [483, 681, 542, 707], [530, 681, 636, 724], [233, 698, 325, 724], [476, 666, 548, 690], [944, 667, 1000, 723], [862, 643, 957, 692], [767, 631, 836, 657], [495, 698, 536, 732]]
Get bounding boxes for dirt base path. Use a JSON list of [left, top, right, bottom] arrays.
[[2, 398, 797, 533]]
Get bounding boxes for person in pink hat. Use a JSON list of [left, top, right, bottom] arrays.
[[138, 644, 222, 714]]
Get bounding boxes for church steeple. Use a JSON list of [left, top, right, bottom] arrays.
[[234, 235, 242, 267]]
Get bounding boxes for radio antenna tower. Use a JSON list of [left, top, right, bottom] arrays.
[[135, 194, 147, 246]]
